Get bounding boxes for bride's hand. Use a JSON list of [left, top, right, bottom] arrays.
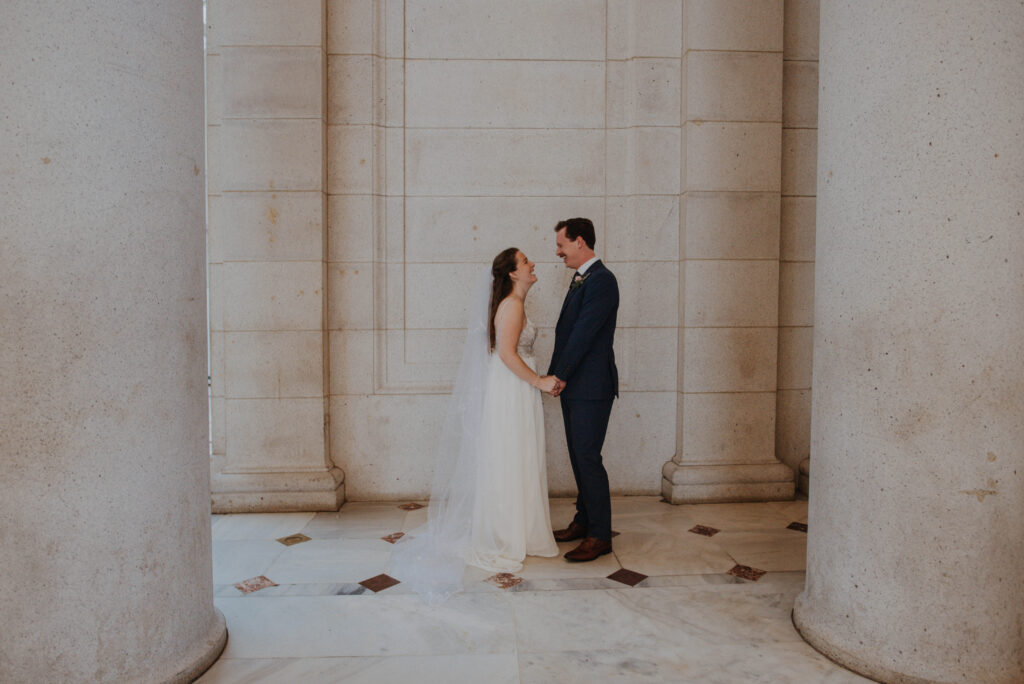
[[535, 375, 557, 394]]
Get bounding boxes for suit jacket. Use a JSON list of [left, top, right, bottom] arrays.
[[548, 260, 619, 400]]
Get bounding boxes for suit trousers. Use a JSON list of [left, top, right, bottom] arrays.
[[560, 397, 614, 541]]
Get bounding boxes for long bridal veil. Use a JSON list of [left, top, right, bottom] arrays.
[[385, 268, 492, 603]]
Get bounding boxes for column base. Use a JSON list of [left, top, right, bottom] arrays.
[[660, 461, 795, 504], [798, 457, 810, 496], [212, 466, 345, 513], [793, 595, 943, 684], [165, 609, 227, 684]]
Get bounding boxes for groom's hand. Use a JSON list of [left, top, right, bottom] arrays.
[[550, 378, 566, 397]]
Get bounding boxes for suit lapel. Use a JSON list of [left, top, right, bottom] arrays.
[[557, 260, 604, 321]]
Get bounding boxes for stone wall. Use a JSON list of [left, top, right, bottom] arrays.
[[207, 0, 819, 506]]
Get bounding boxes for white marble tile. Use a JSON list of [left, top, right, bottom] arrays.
[[677, 502, 796, 532], [215, 593, 517, 658], [519, 640, 873, 683], [518, 550, 621, 581], [212, 540, 288, 584], [300, 503, 410, 540], [262, 539, 392, 584], [712, 529, 807, 572], [197, 654, 520, 684], [613, 531, 737, 576], [764, 499, 809, 524], [213, 512, 317, 541], [512, 583, 808, 656]]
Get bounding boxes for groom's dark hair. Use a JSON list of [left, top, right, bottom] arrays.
[[555, 217, 596, 249]]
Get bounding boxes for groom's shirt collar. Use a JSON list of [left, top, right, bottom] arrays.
[[577, 256, 600, 276]]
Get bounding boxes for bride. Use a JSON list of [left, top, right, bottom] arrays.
[[387, 247, 560, 601]]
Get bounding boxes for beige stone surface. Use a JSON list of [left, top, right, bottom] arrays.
[[607, 0, 683, 59], [685, 0, 783, 52], [779, 196, 816, 262], [607, 127, 683, 196], [406, 129, 606, 197], [684, 261, 779, 327], [327, 0, 375, 55], [221, 47, 324, 118], [678, 392, 778, 464], [607, 59, 683, 127], [686, 51, 782, 122], [209, 192, 324, 262], [685, 122, 782, 192], [782, 60, 819, 128], [683, 328, 778, 393], [777, 261, 815, 327], [215, 119, 324, 192], [782, 0, 820, 60], [684, 192, 781, 260], [327, 56, 374, 125], [1, 2, 225, 681], [780, 127, 818, 196], [794, 3, 1024, 682], [208, 0, 324, 48], [404, 0, 605, 60], [407, 60, 605, 129]]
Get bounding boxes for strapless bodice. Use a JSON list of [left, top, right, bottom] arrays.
[[517, 317, 537, 358]]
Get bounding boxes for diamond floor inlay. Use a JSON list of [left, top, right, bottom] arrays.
[[275, 533, 312, 546], [607, 568, 648, 587], [728, 564, 767, 582], [358, 573, 401, 593]]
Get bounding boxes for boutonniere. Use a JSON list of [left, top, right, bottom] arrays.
[[569, 272, 592, 292]]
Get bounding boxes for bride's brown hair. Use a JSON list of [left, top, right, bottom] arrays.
[[489, 247, 520, 352]]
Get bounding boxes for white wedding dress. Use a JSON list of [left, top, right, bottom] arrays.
[[464, 309, 559, 572], [386, 272, 557, 602]]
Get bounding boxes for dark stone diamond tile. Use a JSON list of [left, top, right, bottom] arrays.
[[787, 522, 808, 533], [234, 575, 277, 594], [381, 532, 405, 544], [607, 568, 648, 587], [728, 564, 767, 582], [276, 533, 312, 546], [485, 572, 524, 590], [359, 573, 401, 593], [398, 502, 425, 511], [689, 524, 721, 537]]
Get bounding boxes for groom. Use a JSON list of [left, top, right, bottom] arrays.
[[547, 217, 619, 562]]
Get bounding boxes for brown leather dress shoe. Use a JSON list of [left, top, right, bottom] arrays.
[[553, 521, 587, 542], [564, 537, 612, 562]]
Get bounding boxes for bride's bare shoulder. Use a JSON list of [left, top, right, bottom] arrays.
[[495, 295, 525, 322]]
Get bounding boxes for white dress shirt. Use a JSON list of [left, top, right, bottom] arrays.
[[576, 255, 600, 276]]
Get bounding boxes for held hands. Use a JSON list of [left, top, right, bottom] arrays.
[[536, 375, 566, 396]]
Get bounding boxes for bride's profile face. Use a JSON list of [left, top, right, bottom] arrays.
[[510, 251, 538, 286]]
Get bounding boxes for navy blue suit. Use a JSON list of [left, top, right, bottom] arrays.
[[548, 260, 619, 541]]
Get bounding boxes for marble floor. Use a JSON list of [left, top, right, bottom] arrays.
[[199, 497, 873, 684]]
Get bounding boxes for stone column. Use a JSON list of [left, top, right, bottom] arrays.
[[0, 2, 226, 682], [794, 3, 1024, 683], [206, 0, 344, 511], [664, 0, 795, 503]]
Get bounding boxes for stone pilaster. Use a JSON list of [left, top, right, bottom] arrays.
[[664, 0, 794, 503], [793, 2, 1024, 682], [207, 0, 344, 511], [0, 2, 225, 680]]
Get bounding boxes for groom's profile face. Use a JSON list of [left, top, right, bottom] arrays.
[[555, 228, 585, 270]]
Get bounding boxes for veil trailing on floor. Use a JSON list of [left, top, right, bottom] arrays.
[[385, 268, 492, 603]]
